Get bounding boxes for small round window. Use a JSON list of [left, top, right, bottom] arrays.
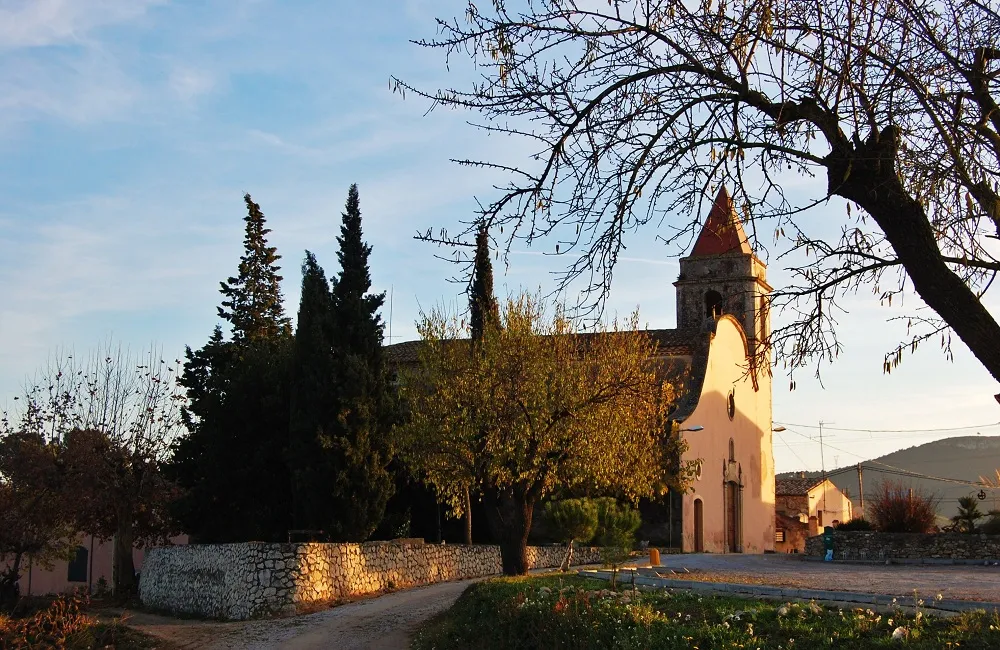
[[695, 461, 703, 480], [727, 389, 736, 420]]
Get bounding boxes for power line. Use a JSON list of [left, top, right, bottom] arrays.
[[773, 420, 1000, 434]]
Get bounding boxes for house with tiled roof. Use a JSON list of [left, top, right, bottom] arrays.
[[775, 474, 854, 552], [386, 187, 777, 554]]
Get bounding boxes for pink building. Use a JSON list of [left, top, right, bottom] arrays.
[[13, 535, 186, 596]]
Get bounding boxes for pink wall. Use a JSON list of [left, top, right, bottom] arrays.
[[13, 535, 187, 596], [679, 316, 775, 553]]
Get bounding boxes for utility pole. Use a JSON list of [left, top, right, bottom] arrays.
[[857, 463, 865, 516], [818, 420, 830, 514]]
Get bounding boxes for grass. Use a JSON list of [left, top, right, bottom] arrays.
[[412, 574, 1000, 649], [0, 594, 169, 649]]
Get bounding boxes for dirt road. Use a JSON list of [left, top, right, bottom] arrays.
[[131, 579, 475, 649]]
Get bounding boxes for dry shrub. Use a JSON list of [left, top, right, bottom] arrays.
[[868, 480, 939, 533], [0, 594, 95, 649]]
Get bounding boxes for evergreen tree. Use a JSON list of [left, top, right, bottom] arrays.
[[218, 194, 291, 343], [469, 221, 499, 343], [169, 194, 293, 543], [327, 184, 395, 541], [288, 252, 338, 532], [460, 221, 499, 545]]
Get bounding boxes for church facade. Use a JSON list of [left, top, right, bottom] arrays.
[[656, 186, 776, 553]]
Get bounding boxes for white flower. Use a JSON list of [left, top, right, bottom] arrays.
[[891, 627, 908, 641], [936, 593, 944, 601], [777, 605, 790, 616]]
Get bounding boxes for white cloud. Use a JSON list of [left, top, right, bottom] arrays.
[[0, 0, 163, 49], [169, 67, 215, 103]]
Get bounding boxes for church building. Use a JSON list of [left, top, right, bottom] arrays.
[[658, 186, 776, 553], [386, 186, 776, 553]]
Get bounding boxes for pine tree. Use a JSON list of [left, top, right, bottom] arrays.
[[168, 194, 293, 543], [288, 252, 338, 532], [327, 184, 395, 541], [218, 194, 291, 343]]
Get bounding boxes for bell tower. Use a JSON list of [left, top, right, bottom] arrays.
[[674, 187, 771, 358]]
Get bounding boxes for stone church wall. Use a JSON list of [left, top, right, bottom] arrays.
[[805, 531, 1000, 561], [139, 541, 600, 619]]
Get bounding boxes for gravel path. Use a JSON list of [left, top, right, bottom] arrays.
[[652, 554, 1000, 602], [129, 579, 476, 650]]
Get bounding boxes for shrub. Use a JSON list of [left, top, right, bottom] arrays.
[[0, 595, 93, 649], [593, 498, 641, 588], [868, 480, 939, 533], [543, 499, 599, 571], [951, 495, 985, 533], [979, 511, 1000, 534], [834, 518, 874, 531]]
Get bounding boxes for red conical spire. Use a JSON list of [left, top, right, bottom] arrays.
[[690, 186, 752, 256]]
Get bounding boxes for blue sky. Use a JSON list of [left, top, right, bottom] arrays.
[[2, 0, 999, 474]]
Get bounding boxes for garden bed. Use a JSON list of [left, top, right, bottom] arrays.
[[412, 574, 1000, 649]]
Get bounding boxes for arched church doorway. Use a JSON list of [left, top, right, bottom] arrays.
[[725, 481, 741, 552], [693, 498, 704, 552]]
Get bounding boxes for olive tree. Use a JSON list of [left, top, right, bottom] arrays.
[[395, 0, 1000, 384], [396, 293, 692, 574]]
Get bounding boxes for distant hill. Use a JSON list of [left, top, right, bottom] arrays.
[[777, 436, 1000, 523]]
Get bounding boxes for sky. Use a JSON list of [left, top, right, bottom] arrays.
[[2, 0, 999, 475]]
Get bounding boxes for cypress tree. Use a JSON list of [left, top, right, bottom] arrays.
[[288, 252, 338, 532], [469, 221, 500, 342], [462, 221, 500, 545], [327, 184, 395, 541]]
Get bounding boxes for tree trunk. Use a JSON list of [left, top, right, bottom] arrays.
[[463, 486, 473, 545], [113, 512, 136, 597], [0, 552, 22, 610], [483, 487, 533, 575], [826, 128, 1000, 384], [559, 539, 574, 572]]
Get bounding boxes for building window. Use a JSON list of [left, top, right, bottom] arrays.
[[695, 461, 703, 480], [728, 438, 735, 462], [705, 290, 724, 319], [775, 530, 785, 543], [727, 390, 736, 420], [67, 546, 88, 583]]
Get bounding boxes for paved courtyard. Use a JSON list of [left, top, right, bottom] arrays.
[[651, 553, 1000, 602]]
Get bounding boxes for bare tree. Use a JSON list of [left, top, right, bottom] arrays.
[[6, 342, 185, 595], [394, 0, 1000, 383]]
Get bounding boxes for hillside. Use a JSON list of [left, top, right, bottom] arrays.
[[777, 436, 1000, 522]]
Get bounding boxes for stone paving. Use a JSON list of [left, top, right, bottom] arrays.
[[639, 553, 1000, 603]]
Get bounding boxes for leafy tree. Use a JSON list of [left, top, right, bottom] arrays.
[[544, 498, 599, 571], [288, 252, 338, 533], [0, 431, 73, 609], [397, 293, 691, 575], [327, 184, 395, 541], [834, 518, 874, 531], [170, 194, 293, 543], [3, 344, 184, 596], [952, 495, 986, 533], [398, 0, 1000, 383], [869, 480, 939, 533], [218, 193, 291, 343]]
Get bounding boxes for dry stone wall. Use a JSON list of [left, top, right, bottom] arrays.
[[805, 531, 1000, 561], [139, 541, 600, 619]]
